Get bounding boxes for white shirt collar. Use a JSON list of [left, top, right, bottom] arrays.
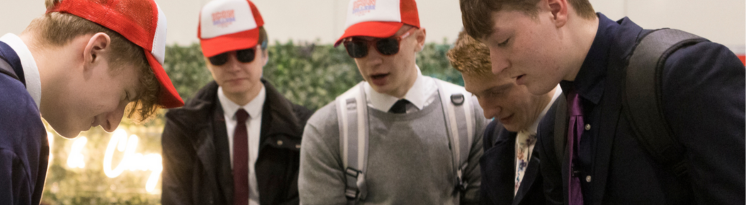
[[0, 33, 42, 109], [525, 85, 563, 135], [218, 85, 266, 120], [364, 65, 434, 112]]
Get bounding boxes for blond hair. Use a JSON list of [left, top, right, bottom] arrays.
[[447, 31, 492, 76]]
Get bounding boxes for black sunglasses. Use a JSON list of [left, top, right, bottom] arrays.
[[208, 48, 256, 66], [343, 27, 416, 58]]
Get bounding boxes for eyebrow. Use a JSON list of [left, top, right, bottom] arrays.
[[482, 83, 513, 95]]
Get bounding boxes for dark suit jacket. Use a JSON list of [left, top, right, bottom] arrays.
[[535, 13, 745, 205], [161, 79, 313, 205], [480, 120, 545, 205], [0, 41, 48, 205]]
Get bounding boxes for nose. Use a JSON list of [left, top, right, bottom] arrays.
[[489, 47, 510, 75], [363, 44, 383, 66], [478, 97, 502, 119], [224, 53, 242, 72], [101, 100, 128, 132]]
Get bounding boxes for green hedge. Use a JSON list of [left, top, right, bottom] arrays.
[[163, 41, 462, 110]]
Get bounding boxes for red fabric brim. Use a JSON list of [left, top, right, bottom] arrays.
[[145, 52, 184, 108], [200, 29, 260, 57], [334, 22, 404, 47]]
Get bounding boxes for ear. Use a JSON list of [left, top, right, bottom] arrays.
[[545, 0, 568, 28], [262, 49, 269, 67], [415, 28, 427, 52], [83, 33, 112, 72]]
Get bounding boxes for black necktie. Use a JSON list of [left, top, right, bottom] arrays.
[[389, 99, 411, 114]]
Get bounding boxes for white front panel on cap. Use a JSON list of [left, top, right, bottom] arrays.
[[344, 0, 402, 28], [200, 0, 256, 39], [152, 2, 167, 64]]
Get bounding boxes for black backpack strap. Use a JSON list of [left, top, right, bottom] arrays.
[[0, 56, 20, 81], [624, 28, 708, 178], [553, 94, 568, 164]]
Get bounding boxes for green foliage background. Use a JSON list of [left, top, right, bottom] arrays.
[[163, 41, 463, 110], [41, 41, 462, 204]]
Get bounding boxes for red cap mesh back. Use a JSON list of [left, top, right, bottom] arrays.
[[48, 0, 157, 52]]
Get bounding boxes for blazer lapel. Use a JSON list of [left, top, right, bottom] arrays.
[[481, 129, 517, 204], [514, 150, 541, 205], [212, 103, 235, 205]]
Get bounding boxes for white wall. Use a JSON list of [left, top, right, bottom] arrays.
[[1, 0, 743, 52]]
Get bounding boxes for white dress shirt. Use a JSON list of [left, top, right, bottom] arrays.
[[0, 33, 42, 108], [514, 85, 562, 195], [364, 65, 437, 113], [218, 85, 266, 205]]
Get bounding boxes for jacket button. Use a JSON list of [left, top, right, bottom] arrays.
[[277, 140, 283, 146], [585, 124, 591, 131], [586, 175, 592, 182], [296, 144, 301, 149]]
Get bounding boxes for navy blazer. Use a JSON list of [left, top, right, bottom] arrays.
[[480, 120, 545, 205], [0, 41, 49, 205], [535, 14, 745, 205]]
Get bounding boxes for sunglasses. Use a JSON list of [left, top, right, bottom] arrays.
[[208, 48, 256, 66], [343, 27, 417, 58]]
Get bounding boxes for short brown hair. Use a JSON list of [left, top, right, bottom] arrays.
[[29, 0, 161, 122], [447, 30, 492, 76], [258, 27, 269, 51], [460, 0, 596, 40]]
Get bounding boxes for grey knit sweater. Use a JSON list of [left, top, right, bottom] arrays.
[[299, 93, 486, 205]]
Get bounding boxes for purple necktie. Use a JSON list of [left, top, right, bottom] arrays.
[[234, 109, 250, 205], [567, 92, 584, 205]]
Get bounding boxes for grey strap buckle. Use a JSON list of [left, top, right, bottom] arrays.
[[344, 167, 361, 199]]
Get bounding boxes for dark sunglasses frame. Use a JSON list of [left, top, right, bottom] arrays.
[[343, 27, 417, 58], [208, 47, 257, 66]]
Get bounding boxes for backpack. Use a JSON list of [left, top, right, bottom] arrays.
[[553, 28, 708, 178], [335, 78, 477, 204]]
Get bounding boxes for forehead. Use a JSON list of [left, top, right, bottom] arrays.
[[485, 9, 537, 38], [463, 71, 514, 93]]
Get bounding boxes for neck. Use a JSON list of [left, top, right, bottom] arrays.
[[526, 87, 557, 133], [224, 83, 263, 106], [18, 31, 54, 114], [562, 14, 599, 82], [388, 65, 418, 98]]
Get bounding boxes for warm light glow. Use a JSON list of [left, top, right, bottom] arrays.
[[66, 137, 87, 168], [47, 132, 54, 162], [102, 129, 163, 193]]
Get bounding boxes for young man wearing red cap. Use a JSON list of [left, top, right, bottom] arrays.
[[299, 0, 487, 204], [460, 0, 744, 204], [0, 0, 182, 203], [161, 0, 312, 204]]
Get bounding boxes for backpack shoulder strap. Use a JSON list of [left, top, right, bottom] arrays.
[[553, 94, 568, 164], [433, 78, 475, 191], [624, 28, 708, 177], [0, 56, 20, 81], [335, 82, 369, 204]]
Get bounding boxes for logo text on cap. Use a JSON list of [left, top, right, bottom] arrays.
[[212, 10, 236, 27], [353, 0, 377, 16]]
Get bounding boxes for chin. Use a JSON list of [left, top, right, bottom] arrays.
[[45, 118, 80, 139], [53, 127, 82, 139]]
